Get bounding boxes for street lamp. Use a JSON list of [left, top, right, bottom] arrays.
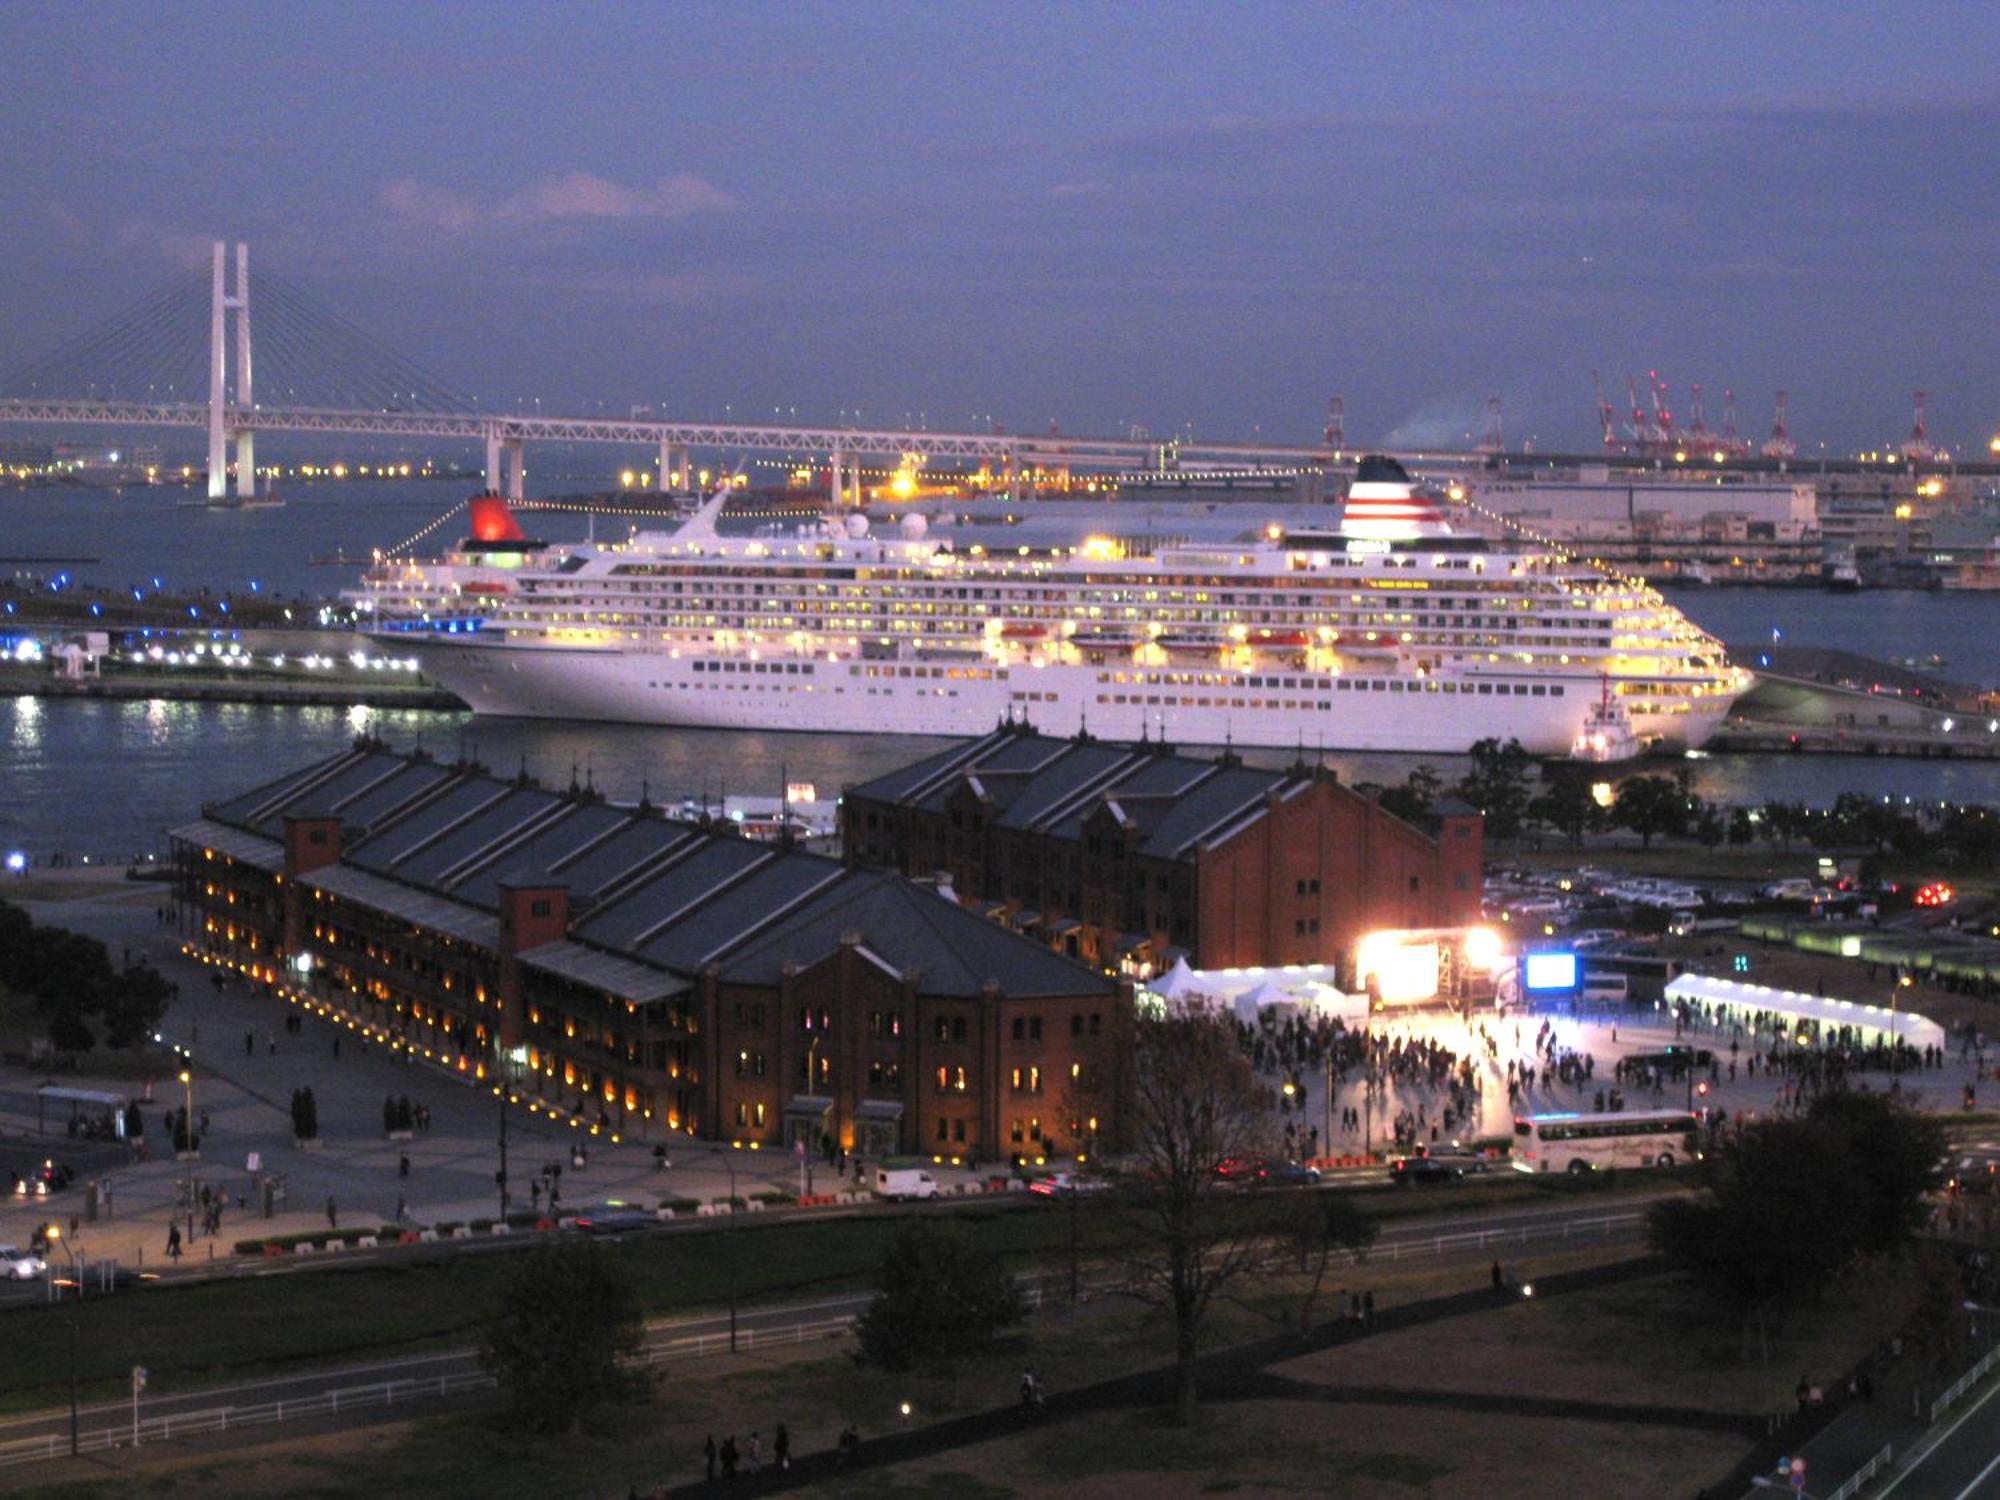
[[722, 1150, 739, 1353], [176, 1068, 194, 1243], [48, 1226, 78, 1456], [497, 1044, 527, 1223], [1890, 973, 1913, 1076]]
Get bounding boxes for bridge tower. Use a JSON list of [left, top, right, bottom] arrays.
[[207, 240, 255, 500]]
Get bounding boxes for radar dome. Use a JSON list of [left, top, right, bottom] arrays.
[[900, 512, 929, 540], [845, 514, 870, 539]]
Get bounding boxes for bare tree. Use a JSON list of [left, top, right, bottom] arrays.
[[1105, 1011, 1279, 1425]]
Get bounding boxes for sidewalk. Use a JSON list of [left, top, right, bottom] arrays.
[[1, 882, 976, 1273]]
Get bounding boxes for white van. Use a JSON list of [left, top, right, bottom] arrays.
[[873, 1166, 939, 1202]]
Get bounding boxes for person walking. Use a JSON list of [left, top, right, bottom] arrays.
[[1491, 1260, 1503, 1291], [326, 1196, 338, 1230], [718, 1434, 738, 1479], [166, 1222, 182, 1261], [703, 1434, 716, 1482], [745, 1431, 761, 1473], [774, 1424, 790, 1471]]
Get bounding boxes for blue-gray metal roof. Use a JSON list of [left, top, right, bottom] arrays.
[[167, 819, 284, 871], [235, 751, 422, 834], [572, 839, 772, 951], [345, 778, 514, 873], [544, 816, 704, 903], [387, 785, 569, 888], [630, 855, 849, 971], [517, 940, 689, 1004], [844, 731, 1005, 806], [207, 746, 366, 829], [301, 864, 501, 949], [313, 760, 459, 836], [993, 744, 1143, 830], [720, 872, 1114, 998], [451, 801, 636, 909], [1137, 765, 1290, 858]]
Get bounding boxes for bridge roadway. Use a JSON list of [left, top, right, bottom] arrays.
[[0, 1191, 1657, 1465], [0, 396, 1481, 477]]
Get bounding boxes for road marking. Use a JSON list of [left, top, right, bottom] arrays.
[[1955, 1452, 2000, 1500], [1876, 1368, 2000, 1499]]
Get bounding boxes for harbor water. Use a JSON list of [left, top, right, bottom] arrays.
[[4, 480, 2000, 860]]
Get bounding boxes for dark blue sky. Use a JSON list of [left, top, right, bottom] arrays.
[[4, 2, 1994, 453]]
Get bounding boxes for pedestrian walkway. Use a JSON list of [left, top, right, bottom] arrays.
[[651, 1256, 1679, 1497]]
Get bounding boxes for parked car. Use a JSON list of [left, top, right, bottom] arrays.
[[1027, 1172, 1110, 1198], [1390, 1156, 1466, 1186], [1251, 1160, 1323, 1188], [571, 1200, 653, 1234], [53, 1265, 159, 1295], [0, 1245, 47, 1281]]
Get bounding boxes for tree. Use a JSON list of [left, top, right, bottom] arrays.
[[1455, 738, 1533, 842], [1647, 1090, 1945, 1361], [480, 1241, 644, 1433], [1290, 1194, 1378, 1327], [102, 964, 171, 1050], [1107, 1011, 1278, 1424], [1527, 767, 1601, 850], [853, 1220, 1022, 1401], [1377, 764, 1443, 825], [1611, 775, 1690, 850]]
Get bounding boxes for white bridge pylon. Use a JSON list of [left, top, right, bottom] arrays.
[[3, 239, 1451, 496], [208, 240, 255, 501]]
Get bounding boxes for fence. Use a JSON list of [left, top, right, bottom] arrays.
[[1929, 1342, 2000, 1424], [0, 1370, 496, 1468], [0, 1211, 1648, 1468], [1824, 1442, 1892, 1500]]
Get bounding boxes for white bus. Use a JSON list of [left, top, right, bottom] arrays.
[[1512, 1109, 1701, 1175]]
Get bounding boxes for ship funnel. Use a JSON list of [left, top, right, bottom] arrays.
[[1340, 455, 1452, 541], [468, 492, 526, 544]]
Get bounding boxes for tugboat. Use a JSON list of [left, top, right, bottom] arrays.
[[1823, 550, 1861, 591], [1569, 678, 1643, 764]]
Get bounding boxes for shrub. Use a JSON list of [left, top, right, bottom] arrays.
[[660, 1197, 700, 1213]]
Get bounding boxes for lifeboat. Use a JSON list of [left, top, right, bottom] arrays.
[[460, 581, 511, 597], [1158, 632, 1226, 655], [1000, 623, 1049, 640], [1071, 627, 1142, 649], [1248, 629, 1312, 649]]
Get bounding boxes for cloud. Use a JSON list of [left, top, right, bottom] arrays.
[[564, 269, 761, 306], [380, 170, 736, 237]]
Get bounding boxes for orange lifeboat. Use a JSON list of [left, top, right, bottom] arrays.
[[1000, 623, 1049, 640], [460, 581, 511, 597], [1249, 629, 1312, 649]]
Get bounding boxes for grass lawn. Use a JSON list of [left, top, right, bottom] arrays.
[[5, 1243, 1654, 1500], [0, 1171, 1671, 1412]]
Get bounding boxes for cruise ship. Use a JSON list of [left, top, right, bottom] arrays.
[[347, 457, 1750, 757]]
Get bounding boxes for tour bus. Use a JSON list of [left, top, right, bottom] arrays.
[[1512, 1109, 1702, 1175]]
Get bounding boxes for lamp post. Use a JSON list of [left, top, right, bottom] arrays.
[[176, 1068, 194, 1243], [1891, 973, 1913, 1076], [497, 1044, 527, 1223], [722, 1150, 739, 1353], [48, 1227, 78, 1456]]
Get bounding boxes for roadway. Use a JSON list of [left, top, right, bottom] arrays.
[[1875, 1370, 2000, 1500], [0, 1191, 1655, 1469]]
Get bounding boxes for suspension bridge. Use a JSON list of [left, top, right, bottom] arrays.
[[0, 240, 1353, 504]]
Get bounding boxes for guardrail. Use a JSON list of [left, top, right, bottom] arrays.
[[1348, 1211, 1646, 1265], [0, 1370, 496, 1468], [0, 1211, 1648, 1468], [1824, 1442, 1892, 1500], [1929, 1343, 2000, 1424]]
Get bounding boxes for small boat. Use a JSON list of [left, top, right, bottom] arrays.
[[1158, 631, 1226, 654], [1823, 552, 1861, 592], [237, 481, 286, 510], [460, 581, 511, 598], [1569, 679, 1643, 764], [1247, 629, 1312, 649], [1070, 627, 1142, 649], [999, 623, 1049, 640]]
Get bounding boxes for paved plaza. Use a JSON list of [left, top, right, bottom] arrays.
[[1, 873, 1993, 1279]]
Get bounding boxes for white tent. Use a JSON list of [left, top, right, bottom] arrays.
[[1663, 973, 1946, 1051], [1232, 978, 1298, 1024], [1147, 956, 1200, 999]]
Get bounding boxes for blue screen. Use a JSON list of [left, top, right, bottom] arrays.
[[1522, 951, 1579, 992]]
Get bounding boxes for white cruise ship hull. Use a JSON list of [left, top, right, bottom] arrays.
[[393, 637, 1733, 756]]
